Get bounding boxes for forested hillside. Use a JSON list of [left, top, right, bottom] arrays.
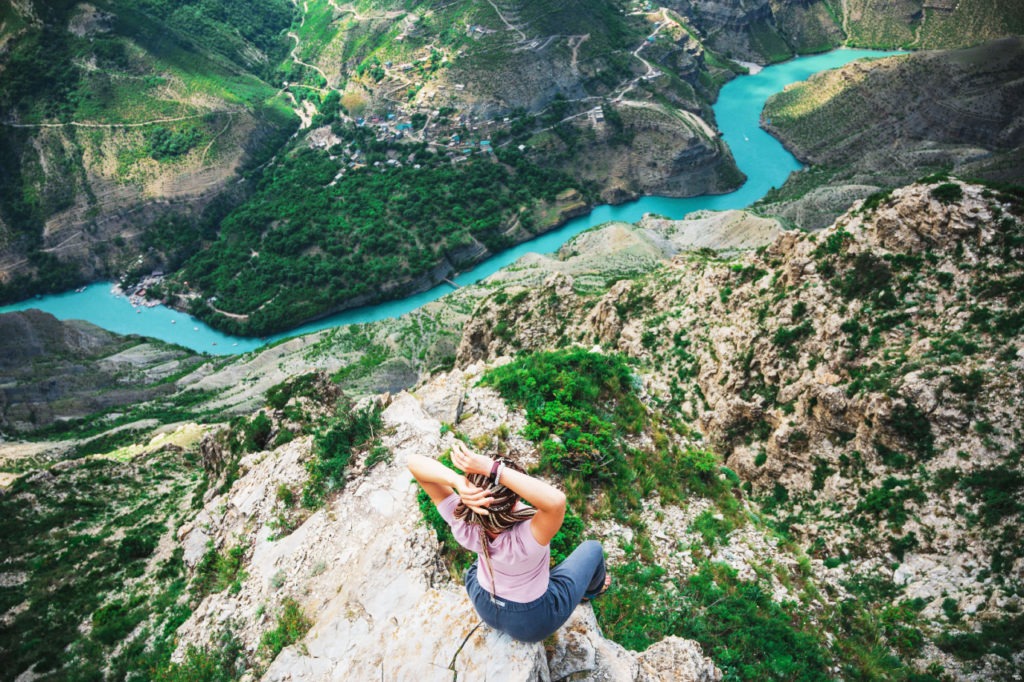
[[0, 0, 298, 302]]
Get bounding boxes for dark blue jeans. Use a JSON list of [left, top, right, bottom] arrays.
[[465, 540, 607, 643]]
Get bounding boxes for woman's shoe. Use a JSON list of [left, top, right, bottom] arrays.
[[582, 575, 612, 602]]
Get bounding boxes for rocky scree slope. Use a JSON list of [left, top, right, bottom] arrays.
[[758, 37, 1024, 229], [458, 180, 1024, 677]]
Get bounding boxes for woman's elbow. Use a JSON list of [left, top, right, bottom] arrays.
[[550, 489, 567, 512], [406, 453, 425, 476]]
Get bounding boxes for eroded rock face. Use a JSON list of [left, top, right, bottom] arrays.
[[0, 310, 202, 434], [761, 38, 1024, 229], [660, 0, 844, 63], [548, 606, 721, 682], [173, 373, 721, 682]]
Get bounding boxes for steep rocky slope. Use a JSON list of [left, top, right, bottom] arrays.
[[0, 309, 202, 435], [661, 0, 844, 62], [758, 37, 1024, 229], [169, 378, 723, 681]]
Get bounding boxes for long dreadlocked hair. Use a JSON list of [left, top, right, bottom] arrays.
[[453, 457, 536, 600]]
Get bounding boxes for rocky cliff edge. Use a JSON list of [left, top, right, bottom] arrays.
[[173, 365, 721, 682]]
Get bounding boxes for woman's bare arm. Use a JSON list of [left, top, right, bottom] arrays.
[[407, 453, 492, 514], [450, 441, 566, 546]]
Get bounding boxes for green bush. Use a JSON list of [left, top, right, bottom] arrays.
[[887, 401, 934, 461], [889, 532, 917, 560], [118, 526, 162, 561], [145, 125, 202, 161], [242, 413, 273, 452], [854, 477, 925, 529], [811, 458, 834, 491], [681, 448, 718, 475], [875, 441, 909, 469], [936, 613, 1024, 661], [834, 252, 893, 301], [942, 598, 961, 623], [92, 601, 144, 646], [265, 373, 323, 409], [155, 628, 245, 682], [930, 183, 963, 205], [813, 228, 853, 257], [273, 428, 296, 447], [958, 466, 1024, 527], [192, 544, 247, 600], [302, 403, 383, 507], [860, 189, 893, 212], [948, 370, 984, 401], [772, 320, 813, 359], [259, 598, 312, 659], [549, 509, 584, 565], [481, 349, 644, 485], [276, 484, 295, 508], [365, 444, 392, 468], [596, 561, 832, 680], [690, 510, 734, 547]]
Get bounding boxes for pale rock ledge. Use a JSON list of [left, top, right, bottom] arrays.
[[174, 383, 721, 682]]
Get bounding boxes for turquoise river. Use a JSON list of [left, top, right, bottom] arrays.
[[0, 48, 905, 354]]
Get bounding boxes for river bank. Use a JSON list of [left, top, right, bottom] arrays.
[[0, 49, 906, 354]]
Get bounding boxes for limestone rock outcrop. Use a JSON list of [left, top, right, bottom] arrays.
[[173, 370, 721, 681]]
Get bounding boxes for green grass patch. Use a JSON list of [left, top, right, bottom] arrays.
[[259, 598, 312, 660], [481, 348, 644, 491]]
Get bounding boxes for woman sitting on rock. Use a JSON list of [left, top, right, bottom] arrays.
[[408, 440, 610, 643]]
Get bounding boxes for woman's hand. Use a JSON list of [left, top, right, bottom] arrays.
[[453, 476, 492, 515], [450, 440, 493, 477]]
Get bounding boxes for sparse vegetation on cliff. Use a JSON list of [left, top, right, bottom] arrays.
[[0, 450, 203, 680]]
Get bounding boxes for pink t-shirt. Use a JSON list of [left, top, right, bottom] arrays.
[[437, 493, 551, 602]]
